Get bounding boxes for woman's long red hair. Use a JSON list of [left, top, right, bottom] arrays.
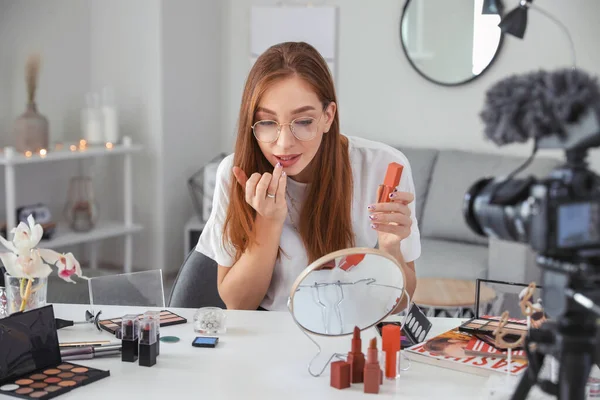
[[222, 42, 354, 264]]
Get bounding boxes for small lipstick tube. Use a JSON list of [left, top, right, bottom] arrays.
[[139, 317, 157, 367], [377, 162, 404, 203], [121, 314, 139, 362], [382, 324, 401, 379], [144, 310, 161, 356], [363, 337, 382, 394]]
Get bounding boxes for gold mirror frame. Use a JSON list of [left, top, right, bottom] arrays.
[[287, 247, 407, 337]]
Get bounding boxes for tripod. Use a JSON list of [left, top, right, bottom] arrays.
[[511, 257, 600, 400]]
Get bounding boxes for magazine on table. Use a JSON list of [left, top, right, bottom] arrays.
[[404, 327, 528, 377]]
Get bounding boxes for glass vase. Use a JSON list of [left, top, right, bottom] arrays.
[[64, 176, 99, 232], [0, 286, 7, 319], [4, 274, 48, 315]]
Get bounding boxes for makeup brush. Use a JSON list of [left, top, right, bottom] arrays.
[[55, 318, 89, 330]]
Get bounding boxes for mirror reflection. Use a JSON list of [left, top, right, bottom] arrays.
[[400, 0, 504, 85], [289, 249, 405, 336]]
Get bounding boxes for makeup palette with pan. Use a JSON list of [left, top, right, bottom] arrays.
[[0, 363, 109, 399], [458, 278, 541, 344], [0, 305, 110, 399], [98, 310, 187, 335], [459, 318, 528, 337]]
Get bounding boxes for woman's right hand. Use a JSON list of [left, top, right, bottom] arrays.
[[232, 162, 288, 223]]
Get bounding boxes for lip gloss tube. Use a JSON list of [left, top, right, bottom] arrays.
[[382, 324, 401, 379], [377, 162, 404, 203]]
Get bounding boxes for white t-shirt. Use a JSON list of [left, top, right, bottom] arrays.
[[195, 135, 421, 311]]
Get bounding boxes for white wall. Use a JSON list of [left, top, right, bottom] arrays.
[[89, 0, 164, 272], [0, 0, 92, 258], [0, 0, 222, 274], [221, 0, 600, 171], [161, 0, 222, 272]]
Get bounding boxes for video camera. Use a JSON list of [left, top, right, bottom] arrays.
[[461, 68, 600, 400]]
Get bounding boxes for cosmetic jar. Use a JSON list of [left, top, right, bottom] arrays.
[[588, 365, 600, 399], [0, 287, 7, 319], [193, 307, 226, 335]]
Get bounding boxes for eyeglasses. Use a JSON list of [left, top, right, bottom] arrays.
[[252, 114, 323, 143]]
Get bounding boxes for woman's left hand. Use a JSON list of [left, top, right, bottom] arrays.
[[368, 190, 414, 252]]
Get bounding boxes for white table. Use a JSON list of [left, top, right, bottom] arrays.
[[18, 304, 491, 399]]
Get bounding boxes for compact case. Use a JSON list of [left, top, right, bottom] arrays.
[[376, 303, 432, 348], [0, 305, 109, 399], [458, 279, 544, 348]]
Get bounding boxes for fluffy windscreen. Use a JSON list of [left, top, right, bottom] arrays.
[[480, 68, 600, 146]]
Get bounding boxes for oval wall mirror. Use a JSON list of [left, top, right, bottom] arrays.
[[400, 0, 504, 86], [288, 247, 406, 337]]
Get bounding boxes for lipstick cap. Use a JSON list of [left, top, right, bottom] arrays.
[[382, 324, 401, 352], [383, 162, 403, 188]]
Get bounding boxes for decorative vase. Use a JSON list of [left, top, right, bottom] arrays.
[[4, 274, 48, 315], [14, 53, 49, 154], [14, 102, 49, 153], [64, 176, 99, 232]]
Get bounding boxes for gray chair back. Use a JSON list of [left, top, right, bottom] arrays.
[[168, 250, 226, 309]]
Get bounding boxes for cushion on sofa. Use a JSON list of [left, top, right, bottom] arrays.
[[394, 146, 439, 224], [420, 149, 560, 245], [415, 238, 489, 280]]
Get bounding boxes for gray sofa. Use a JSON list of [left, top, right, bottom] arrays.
[[398, 145, 561, 284]]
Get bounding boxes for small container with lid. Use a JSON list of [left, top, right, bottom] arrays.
[[193, 307, 226, 335]]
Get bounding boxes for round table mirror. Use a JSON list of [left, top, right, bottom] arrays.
[[400, 0, 504, 86], [288, 248, 406, 337]]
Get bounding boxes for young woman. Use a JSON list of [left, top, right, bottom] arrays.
[[196, 42, 421, 311]]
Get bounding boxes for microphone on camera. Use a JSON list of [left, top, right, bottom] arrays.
[[479, 68, 600, 149]]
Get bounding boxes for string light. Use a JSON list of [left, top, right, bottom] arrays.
[[39, 149, 47, 158], [69, 145, 77, 152], [25, 151, 32, 158], [105, 142, 114, 150]]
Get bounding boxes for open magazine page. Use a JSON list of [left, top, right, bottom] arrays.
[[405, 327, 528, 377]]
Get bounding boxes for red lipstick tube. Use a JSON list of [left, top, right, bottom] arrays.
[[377, 162, 404, 203]]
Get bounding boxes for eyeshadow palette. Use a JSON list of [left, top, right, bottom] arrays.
[[457, 278, 542, 345], [0, 305, 110, 399], [0, 362, 109, 399], [459, 318, 528, 339], [98, 310, 187, 335]]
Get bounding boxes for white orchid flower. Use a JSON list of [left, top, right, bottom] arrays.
[[0, 214, 43, 257], [0, 249, 52, 279], [0, 251, 20, 277], [39, 249, 85, 283], [0, 215, 85, 284]]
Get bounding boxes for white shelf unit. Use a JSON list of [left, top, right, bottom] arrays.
[[0, 136, 143, 273]]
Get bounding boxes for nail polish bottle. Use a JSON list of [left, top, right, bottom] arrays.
[[364, 337, 382, 394], [144, 311, 160, 356], [139, 316, 157, 367], [377, 162, 403, 203], [347, 326, 365, 383], [121, 315, 139, 362], [382, 324, 401, 379]]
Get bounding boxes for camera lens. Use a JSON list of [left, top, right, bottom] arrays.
[[463, 178, 493, 237], [463, 177, 533, 244]]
